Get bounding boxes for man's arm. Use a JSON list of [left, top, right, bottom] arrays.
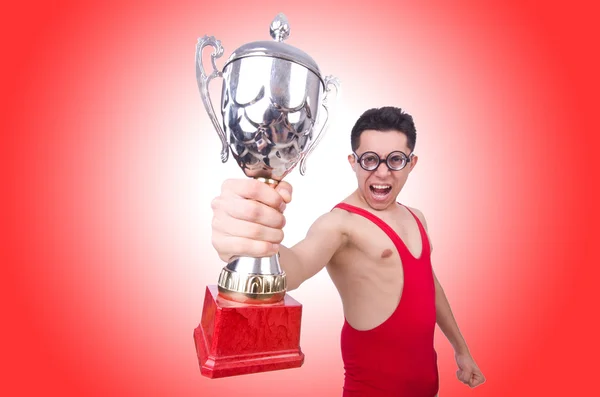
[[279, 211, 348, 291], [434, 271, 485, 387], [211, 178, 347, 291], [409, 206, 469, 351], [410, 206, 485, 387], [433, 273, 469, 355]]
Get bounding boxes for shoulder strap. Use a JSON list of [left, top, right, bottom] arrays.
[[333, 202, 430, 259], [332, 203, 408, 257], [401, 206, 431, 257]]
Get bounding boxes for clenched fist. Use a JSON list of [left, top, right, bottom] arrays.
[[210, 178, 293, 263]]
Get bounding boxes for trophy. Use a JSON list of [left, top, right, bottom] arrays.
[[193, 13, 339, 378]]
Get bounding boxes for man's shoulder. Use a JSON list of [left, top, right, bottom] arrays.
[[301, 206, 352, 245], [405, 205, 425, 219], [329, 201, 366, 221], [305, 202, 355, 233], [403, 204, 429, 231], [323, 203, 354, 224]]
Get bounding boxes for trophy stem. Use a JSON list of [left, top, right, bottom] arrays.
[[254, 176, 280, 188]]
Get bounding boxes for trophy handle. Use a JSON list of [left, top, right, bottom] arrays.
[[299, 75, 340, 175], [195, 35, 229, 163]]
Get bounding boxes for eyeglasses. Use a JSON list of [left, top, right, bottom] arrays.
[[353, 150, 414, 171]]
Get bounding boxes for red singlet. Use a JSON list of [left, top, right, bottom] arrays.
[[333, 203, 439, 397]]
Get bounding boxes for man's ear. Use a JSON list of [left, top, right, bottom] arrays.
[[408, 154, 418, 171], [348, 153, 357, 171]]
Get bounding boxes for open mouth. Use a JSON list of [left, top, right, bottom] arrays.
[[369, 184, 392, 199]]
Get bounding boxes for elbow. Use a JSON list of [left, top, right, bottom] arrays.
[[286, 279, 302, 292], [285, 271, 307, 292], [281, 263, 305, 292]]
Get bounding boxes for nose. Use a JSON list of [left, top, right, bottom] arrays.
[[373, 161, 391, 177]]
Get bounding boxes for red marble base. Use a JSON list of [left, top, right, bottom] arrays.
[[194, 285, 304, 378]]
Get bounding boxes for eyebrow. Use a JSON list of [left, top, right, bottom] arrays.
[[358, 150, 407, 156]]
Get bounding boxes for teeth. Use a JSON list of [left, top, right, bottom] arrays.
[[371, 184, 391, 189]]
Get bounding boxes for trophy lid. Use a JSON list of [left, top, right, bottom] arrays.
[[223, 13, 323, 82]]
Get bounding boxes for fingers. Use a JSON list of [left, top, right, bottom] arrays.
[[212, 196, 286, 229], [212, 213, 284, 244], [456, 369, 472, 385], [457, 368, 485, 388], [469, 371, 486, 387], [211, 178, 292, 262], [275, 181, 293, 204], [211, 233, 279, 262], [221, 178, 288, 211]]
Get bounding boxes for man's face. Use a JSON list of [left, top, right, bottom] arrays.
[[348, 129, 418, 211]]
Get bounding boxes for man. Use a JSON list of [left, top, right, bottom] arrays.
[[210, 107, 485, 396]]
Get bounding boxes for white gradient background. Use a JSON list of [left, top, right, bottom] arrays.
[[3, 0, 598, 396]]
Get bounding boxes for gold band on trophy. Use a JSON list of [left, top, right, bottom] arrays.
[[254, 177, 280, 188], [218, 267, 286, 303]]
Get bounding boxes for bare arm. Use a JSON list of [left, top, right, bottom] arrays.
[[211, 178, 346, 291], [411, 206, 485, 387], [433, 273, 470, 355], [410, 206, 469, 354], [279, 211, 348, 291]]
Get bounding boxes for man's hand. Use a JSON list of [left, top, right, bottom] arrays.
[[210, 178, 292, 263], [455, 353, 485, 388]]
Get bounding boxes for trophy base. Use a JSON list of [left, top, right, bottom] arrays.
[[194, 285, 304, 378]]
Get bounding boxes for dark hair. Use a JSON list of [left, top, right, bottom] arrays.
[[350, 107, 417, 152]]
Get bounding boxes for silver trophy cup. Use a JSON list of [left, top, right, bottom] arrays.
[[196, 14, 339, 303]]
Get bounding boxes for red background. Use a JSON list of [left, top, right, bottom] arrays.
[[2, 0, 598, 396]]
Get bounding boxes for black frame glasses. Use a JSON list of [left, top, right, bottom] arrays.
[[353, 150, 414, 171]]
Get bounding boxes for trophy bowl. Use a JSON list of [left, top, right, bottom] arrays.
[[195, 13, 339, 304]]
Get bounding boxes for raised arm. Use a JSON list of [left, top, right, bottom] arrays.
[[279, 211, 347, 290], [210, 178, 347, 291]]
